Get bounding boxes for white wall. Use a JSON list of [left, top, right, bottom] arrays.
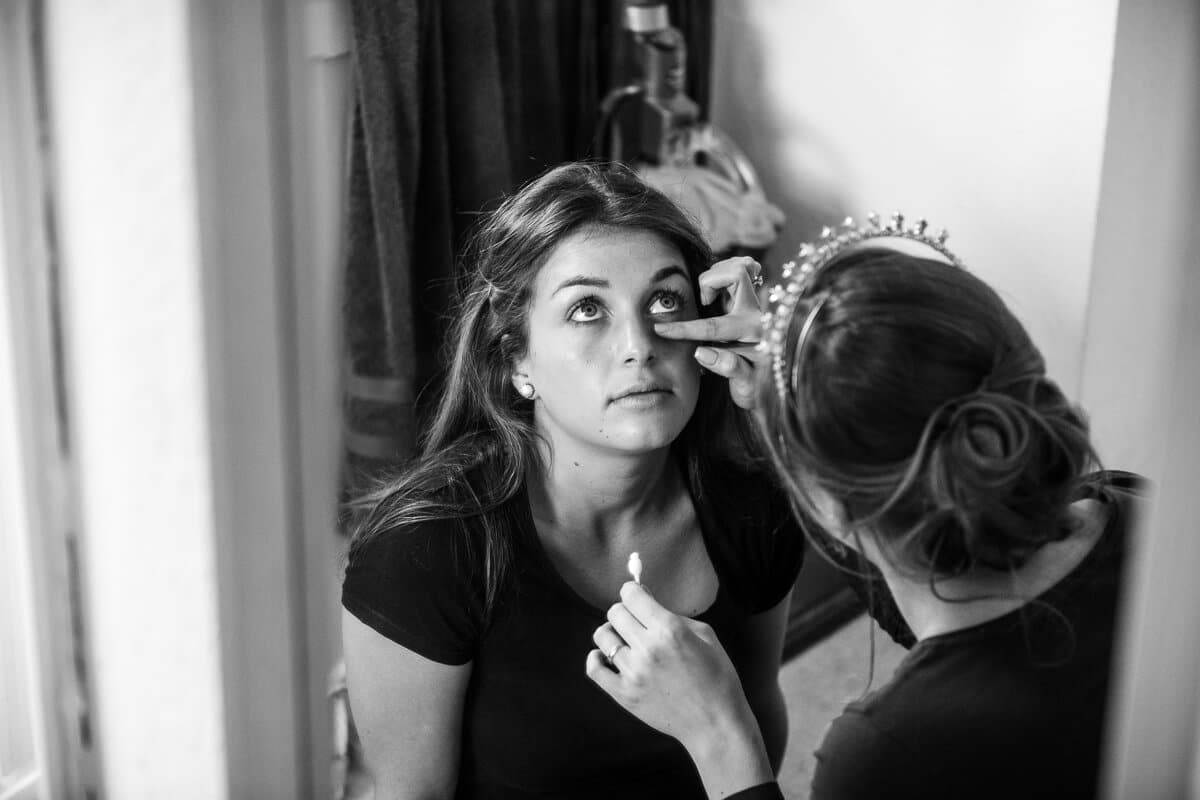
[[711, 1, 1118, 396], [1089, 2, 1200, 795], [0, 110, 52, 800], [44, 1, 228, 797], [1079, 2, 1200, 474], [1, 4, 69, 795], [42, 1, 345, 796]]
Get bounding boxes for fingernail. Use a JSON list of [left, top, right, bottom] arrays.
[[694, 347, 717, 366]]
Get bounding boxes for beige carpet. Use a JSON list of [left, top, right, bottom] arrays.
[[776, 614, 909, 798]]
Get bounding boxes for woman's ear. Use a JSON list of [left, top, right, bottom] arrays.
[[511, 365, 537, 400], [510, 356, 530, 389]]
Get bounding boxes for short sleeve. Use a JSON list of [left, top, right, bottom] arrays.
[[700, 472, 807, 614], [342, 517, 484, 665], [726, 782, 786, 800], [811, 710, 928, 800], [751, 496, 807, 612]]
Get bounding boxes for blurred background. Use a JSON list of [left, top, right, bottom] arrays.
[[1, 1, 1198, 798]]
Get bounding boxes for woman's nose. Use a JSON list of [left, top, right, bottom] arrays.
[[616, 315, 658, 365]]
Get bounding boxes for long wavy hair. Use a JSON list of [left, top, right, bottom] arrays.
[[347, 162, 762, 614], [755, 247, 1098, 582]]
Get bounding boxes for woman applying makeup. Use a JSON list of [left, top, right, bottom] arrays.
[[591, 225, 1143, 799]]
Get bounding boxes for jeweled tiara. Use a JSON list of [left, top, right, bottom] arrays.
[[757, 212, 966, 402]]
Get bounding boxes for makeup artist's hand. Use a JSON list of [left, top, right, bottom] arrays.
[[655, 256, 767, 409], [586, 582, 773, 798]]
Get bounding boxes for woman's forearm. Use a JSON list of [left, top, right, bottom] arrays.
[[682, 698, 775, 799]]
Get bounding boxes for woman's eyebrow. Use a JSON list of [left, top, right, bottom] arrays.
[[650, 265, 689, 284], [552, 275, 607, 296], [551, 265, 689, 297]]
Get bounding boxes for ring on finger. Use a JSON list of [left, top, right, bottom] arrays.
[[605, 642, 626, 663], [751, 270, 765, 288]]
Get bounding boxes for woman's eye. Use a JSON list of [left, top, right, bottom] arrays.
[[649, 291, 685, 315], [568, 300, 603, 323]]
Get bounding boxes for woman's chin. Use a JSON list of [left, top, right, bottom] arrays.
[[602, 422, 687, 454]]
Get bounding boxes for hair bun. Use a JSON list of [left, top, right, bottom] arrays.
[[938, 392, 1033, 491], [921, 387, 1085, 571]]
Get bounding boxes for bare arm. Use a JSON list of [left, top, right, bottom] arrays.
[[343, 609, 472, 800], [738, 591, 792, 774]]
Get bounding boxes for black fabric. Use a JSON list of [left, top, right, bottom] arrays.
[[810, 471, 1144, 800], [341, 0, 714, 487], [727, 783, 785, 800], [342, 469, 803, 799]]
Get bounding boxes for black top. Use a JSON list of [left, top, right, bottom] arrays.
[[809, 471, 1143, 800], [728, 784, 785, 800], [343, 466, 805, 799]]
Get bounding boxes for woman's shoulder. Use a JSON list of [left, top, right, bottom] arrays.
[[697, 458, 796, 531], [1075, 469, 1148, 558], [812, 702, 932, 799], [346, 444, 523, 553], [348, 512, 477, 572], [693, 459, 806, 613], [341, 485, 510, 665]]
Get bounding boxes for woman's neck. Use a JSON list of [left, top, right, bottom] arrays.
[[525, 441, 682, 547], [867, 499, 1110, 641]]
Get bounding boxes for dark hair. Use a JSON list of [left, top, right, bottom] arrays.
[[755, 247, 1097, 580], [347, 162, 761, 613]]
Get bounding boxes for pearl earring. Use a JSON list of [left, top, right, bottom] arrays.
[[518, 384, 535, 399]]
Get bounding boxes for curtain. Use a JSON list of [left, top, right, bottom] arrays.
[[340, 0, 713, 493]]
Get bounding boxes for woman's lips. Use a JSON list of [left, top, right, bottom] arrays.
[[610, 389, 672, 408]]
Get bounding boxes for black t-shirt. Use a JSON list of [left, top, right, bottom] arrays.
[[810, 471, 1143, 800], [343, 467, 805, 799]]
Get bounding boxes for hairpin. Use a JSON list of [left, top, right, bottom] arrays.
[[757, 212, 966, 403]]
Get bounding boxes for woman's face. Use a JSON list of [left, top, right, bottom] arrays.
[[514, 225, 702, 457]]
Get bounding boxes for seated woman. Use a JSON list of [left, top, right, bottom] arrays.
[[588, 219, 1143, 799], [340, 162, 806, 799]]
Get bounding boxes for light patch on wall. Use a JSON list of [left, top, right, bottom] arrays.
[[711, 0, 1118, 396], [44, 0, 229, 797]]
